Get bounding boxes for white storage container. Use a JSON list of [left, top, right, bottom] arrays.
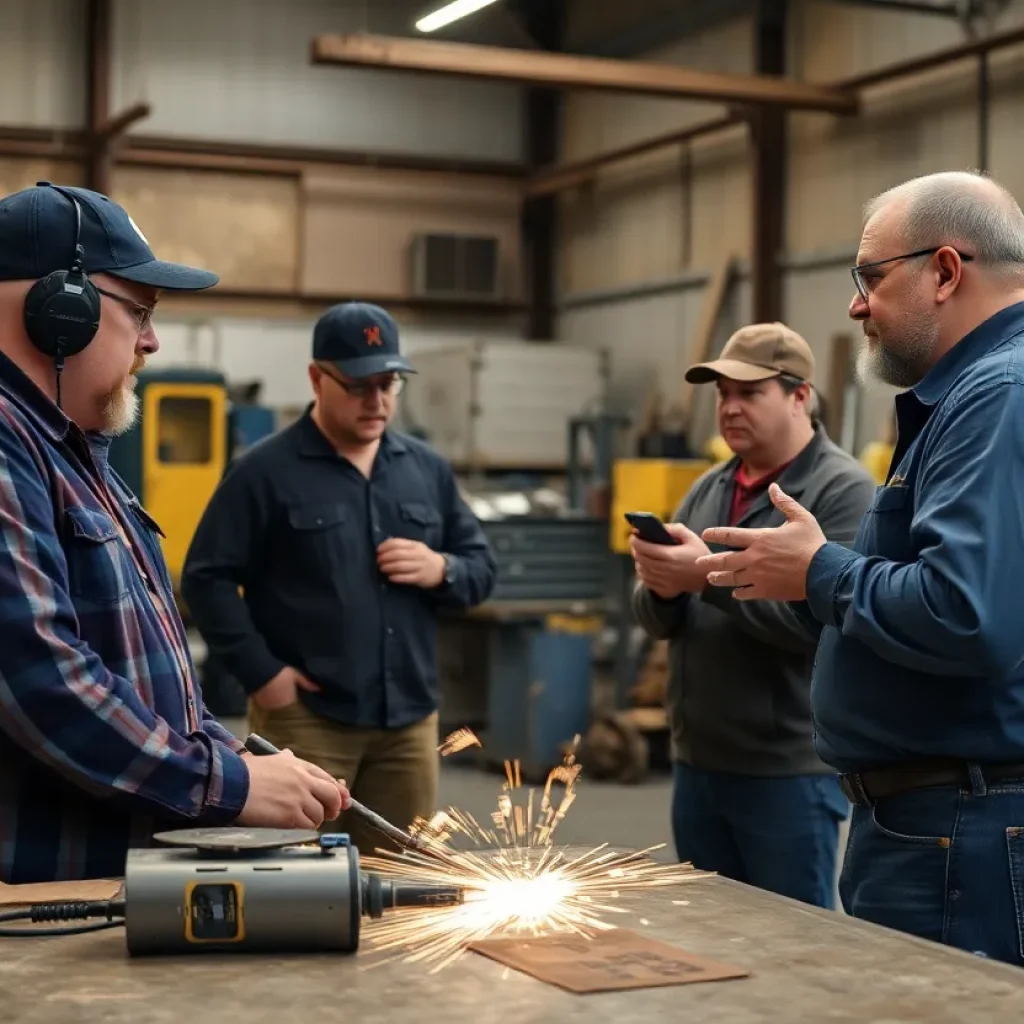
[[401, 340, 609, 470]]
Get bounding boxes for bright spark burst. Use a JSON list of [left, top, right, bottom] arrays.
[[360, 730, 713, 972]]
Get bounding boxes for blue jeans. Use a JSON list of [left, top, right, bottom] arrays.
[[671, 761, 849, 909], [840, 772, 1024, 966]]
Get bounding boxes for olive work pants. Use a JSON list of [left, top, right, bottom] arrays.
[[247, 698, 440, 857]]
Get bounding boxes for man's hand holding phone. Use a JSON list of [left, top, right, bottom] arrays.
[[627, 511, 711, 599]]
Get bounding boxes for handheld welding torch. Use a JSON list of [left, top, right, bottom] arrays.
[[241, 732, 434, 855]]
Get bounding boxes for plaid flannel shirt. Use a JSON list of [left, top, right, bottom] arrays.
[[0, 352, 249, 883]]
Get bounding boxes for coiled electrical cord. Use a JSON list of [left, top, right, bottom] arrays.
[[0, 900, 126, 937]]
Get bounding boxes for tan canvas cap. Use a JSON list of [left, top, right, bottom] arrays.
[[685, 322, 815, 384]]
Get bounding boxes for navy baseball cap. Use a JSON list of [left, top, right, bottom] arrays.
[[312, 302, 415, 379], [0, 181, 219, 291]]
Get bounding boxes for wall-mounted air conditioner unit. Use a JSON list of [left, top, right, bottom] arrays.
[[408, 232, 501, 302]]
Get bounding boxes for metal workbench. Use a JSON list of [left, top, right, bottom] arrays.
[[2, 874, 1023, 1023]]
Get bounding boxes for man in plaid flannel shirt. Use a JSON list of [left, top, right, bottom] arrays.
[[0, 183, 348, 883]]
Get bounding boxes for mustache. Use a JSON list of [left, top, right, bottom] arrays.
[[130, 356, 146, 376]]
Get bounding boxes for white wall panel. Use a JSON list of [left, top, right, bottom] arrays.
[[0, 0, 86, 128], [111, 0, 524, 161]]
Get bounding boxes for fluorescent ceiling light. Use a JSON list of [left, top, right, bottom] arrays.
[[415, 0, 502, 34]]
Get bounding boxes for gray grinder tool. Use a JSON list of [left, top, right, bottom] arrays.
[[123, 828, 463, 956]]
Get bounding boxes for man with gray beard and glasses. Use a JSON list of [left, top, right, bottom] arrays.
[[692, 170, 1024, 966]]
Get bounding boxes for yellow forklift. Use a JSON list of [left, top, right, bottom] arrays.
[[108, 367, 229, 599]]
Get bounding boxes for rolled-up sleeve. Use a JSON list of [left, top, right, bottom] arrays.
[[0, 429, 248, 822], [805, 382, 1024, 677]]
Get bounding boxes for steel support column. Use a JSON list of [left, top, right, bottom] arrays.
[[515, 0, 565, 340], [977, 51, 990, 173], [85, 0, 112, 193], [751, 0, 787, 324]]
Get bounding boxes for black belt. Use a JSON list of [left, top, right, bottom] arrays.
[[838, 760, 1024, 806]]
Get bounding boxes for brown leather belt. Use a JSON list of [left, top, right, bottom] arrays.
[[838, 760, 1024, 806]]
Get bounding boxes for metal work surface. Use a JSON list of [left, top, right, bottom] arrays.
[[2, 875, 1023, 1023]]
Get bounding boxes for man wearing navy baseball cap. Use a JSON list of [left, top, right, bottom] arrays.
[[0, 183, 349, 883], [183, 301, 498, 855]]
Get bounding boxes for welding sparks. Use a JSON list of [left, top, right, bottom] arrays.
[[437, 727, 481, 756], [360, 730, 712, 971]]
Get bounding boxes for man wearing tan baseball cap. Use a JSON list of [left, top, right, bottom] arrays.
[[630, 320, 874, 910], [685, 321, 814, 384]]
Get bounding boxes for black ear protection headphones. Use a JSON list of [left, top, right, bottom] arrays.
[[22, 184, 102, 408]]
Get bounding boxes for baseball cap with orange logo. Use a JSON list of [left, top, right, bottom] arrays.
[[685, 322, 815, 384], [312, 301, 416, 379]]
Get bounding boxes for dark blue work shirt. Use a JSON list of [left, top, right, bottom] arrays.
[[807, 301, 1024, 772], [181, 408, 497, 729]]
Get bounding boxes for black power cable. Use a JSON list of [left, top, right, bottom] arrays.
[[0, 900, 126, 937]]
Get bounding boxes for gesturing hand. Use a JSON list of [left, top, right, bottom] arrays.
[[695, 483, 826, 601], [377, 538, 446, 588], [631, 522, 711, 600]]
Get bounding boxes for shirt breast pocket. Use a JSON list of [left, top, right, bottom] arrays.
[[285, 501, 349, 567], [398, 501, 444, 548], [64, 506, 131, 608], [862, 484, 914, 561]]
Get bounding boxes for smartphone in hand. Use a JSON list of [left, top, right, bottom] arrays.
[[624, 511, 681, 546]]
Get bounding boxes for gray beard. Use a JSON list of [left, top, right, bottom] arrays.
[[99, 383, 140, 436], [855, 320, 937, 389], [855, 343, 922, 389]]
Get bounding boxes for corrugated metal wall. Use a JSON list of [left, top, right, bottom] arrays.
[[559, 16, 754, 297], [0, 0, 524, 162], [557, 0, 1024, 452], [0, 0, 86, 128], [109, 0, 523, 161]]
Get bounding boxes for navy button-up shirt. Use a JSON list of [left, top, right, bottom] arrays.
[[0, 352, 248, 884], [808, 301, 1024, 772], [181, 408, 497, 728]]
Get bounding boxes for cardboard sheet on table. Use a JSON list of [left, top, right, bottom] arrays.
[[469, 928, 750, 994], [0, 878, 123, 906]]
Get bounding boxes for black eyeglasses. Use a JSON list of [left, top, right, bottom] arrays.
[[318, 365, 406, 398], [851, 247, 974, 301], [95, 285, 157, 334]]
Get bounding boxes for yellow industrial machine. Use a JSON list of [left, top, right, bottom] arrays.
[[704, 434, 733, 464], [859, 441, 895, 485], [609, 458, 712, 554], [109, 368, 229, 593]]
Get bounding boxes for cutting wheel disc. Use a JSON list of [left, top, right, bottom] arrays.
[[153, 827, 321, 851]]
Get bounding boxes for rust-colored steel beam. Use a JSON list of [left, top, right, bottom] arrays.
[[526, 113, 742, 197], [837, 23, 1024, 90], [310, 32, 859, 114], [0, 127, 526, 180]]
